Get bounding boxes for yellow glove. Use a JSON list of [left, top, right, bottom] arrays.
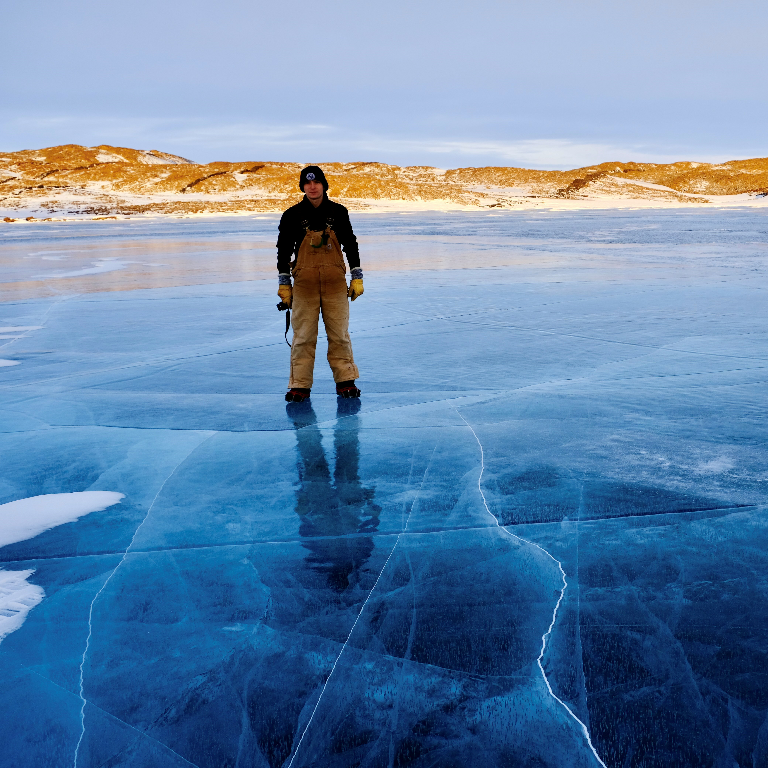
[[277, 284, 292, 308], [347, 279, 364, 301]]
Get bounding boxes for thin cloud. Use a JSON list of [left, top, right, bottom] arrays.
[[160, 124, 740, 168], [2, 114, 743, 169]]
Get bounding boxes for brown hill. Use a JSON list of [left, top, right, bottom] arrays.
[[1, 144, 767, 219]]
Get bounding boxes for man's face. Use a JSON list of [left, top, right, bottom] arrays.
[[304, 179, 324, 202]]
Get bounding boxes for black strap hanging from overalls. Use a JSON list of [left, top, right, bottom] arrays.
[[284, 307, 291, 347], [277, 301, 292, 346]]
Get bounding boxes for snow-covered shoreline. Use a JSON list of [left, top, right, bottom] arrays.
[[3, 192, 767, 224], [2, 143, 767, 222]]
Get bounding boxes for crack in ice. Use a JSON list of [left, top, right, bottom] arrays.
[[456, 410, 607, 768], [369, 297, 768, 363], [72, 432, 215, 768], [6, 654, 201, 768], [6, 502, 753, 568]]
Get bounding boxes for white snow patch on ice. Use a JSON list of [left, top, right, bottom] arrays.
[[0, 326, 43, 334], [0, 360, 20, 367], [0, 569, 45, 642], [0, 492, 124, 646], [0, 491, 124, 548]]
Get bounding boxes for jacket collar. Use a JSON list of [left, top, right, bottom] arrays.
[[302, 193, 328, 210]]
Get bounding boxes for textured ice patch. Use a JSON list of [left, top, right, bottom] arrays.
[[0, 326, 43, 366], [0, 491, 124, 548], [697, 456, 734, 473], [0, 569, 45, 642], [33, 260, 133, 279], [26, 250, 87, 260]]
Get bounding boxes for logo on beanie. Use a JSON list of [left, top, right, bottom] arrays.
[[306, 172, 315, 181]]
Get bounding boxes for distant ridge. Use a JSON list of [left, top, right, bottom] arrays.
[[1, 144, 767, 220]]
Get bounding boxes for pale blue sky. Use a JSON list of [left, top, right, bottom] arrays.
[[2, 0, 766, 168]]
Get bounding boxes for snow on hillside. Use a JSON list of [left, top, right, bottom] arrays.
[[1, 144, 766, 220]]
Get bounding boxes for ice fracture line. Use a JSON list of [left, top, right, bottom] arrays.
[[0, 293, 70, 351], [286, 446, 436, 768], [73, 432, 216, 768], [456, 411, 607, 768]]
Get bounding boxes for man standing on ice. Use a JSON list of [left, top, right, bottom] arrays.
[[277, 165, 364, 402]]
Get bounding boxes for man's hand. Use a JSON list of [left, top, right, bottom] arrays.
[[277, 284, 292, 308], [347, 279, 364, 301]]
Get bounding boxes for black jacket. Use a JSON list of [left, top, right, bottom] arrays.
[[276, 195, 360, 274]]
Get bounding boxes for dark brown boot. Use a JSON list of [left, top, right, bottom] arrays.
[[285, 388, 311, 402], [336, 380, 361, 399]]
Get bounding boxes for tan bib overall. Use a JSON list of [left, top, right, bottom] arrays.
[[289, 227, 360, 389]]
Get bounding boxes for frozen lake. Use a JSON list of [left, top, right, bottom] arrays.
[[1, 210, 767, 767]]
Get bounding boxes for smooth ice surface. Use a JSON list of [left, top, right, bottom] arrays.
[[1, 210, 767, 767]]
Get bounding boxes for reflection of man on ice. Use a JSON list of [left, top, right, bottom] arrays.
[[277, 166, 364, 403], [287, 400, 380, 592]]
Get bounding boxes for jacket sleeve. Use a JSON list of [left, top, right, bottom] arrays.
[[334, 206, 361, 270], [276, 209, 297, 274]]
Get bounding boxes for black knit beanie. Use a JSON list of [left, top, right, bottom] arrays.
[[299, 165, 328, 192]]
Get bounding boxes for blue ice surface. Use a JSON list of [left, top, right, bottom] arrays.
[[1, 209, 767, 767]]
